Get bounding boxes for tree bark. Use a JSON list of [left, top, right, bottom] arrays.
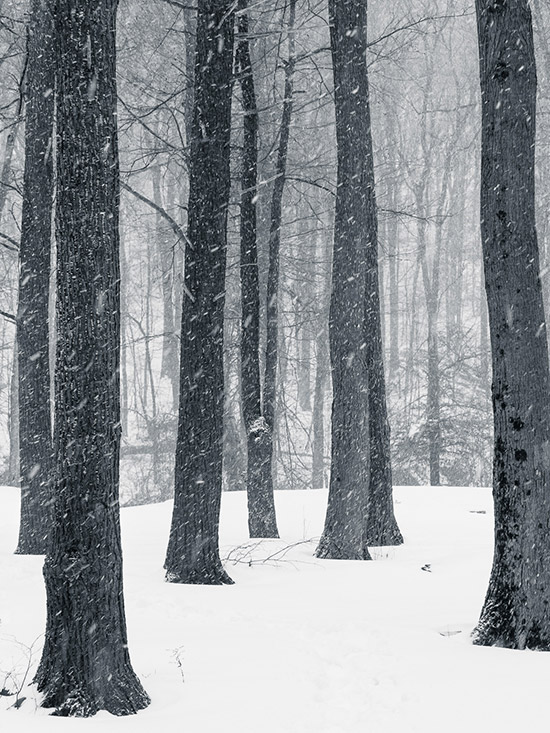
[[317, 0, 372, 560], [237, 0, 279, 537], [15, 0, 54, 555], [35, 0, 150, 714], [317, 0, 401, 557], [164, 0, 235, 584], [260, 0, 297, 527], [473, 0, 550, 650], [364, 250, 404, 544]]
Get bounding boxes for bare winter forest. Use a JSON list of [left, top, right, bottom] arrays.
[[1, 0, 550, 725]]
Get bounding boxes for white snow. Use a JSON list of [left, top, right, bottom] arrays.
[[1, 485, 548, 732]]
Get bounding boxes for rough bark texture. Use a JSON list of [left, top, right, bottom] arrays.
[[365, 258, 403, 545], [316, 0, 372, 560], [473, 0, 550, 650], [164, 0, 235, 584], [15, 0, 54, 555], [34, 1, 150, 714], [237, 1, 279, 538], [317, 0, 401, 558]]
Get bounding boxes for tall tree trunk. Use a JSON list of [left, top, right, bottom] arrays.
[[364, 239, 404, 544], [317, 0, 372, 560], [35, 0, 150, 715], [317, 0, 401, 557], [15, 0, 54, 555], [237, 0, 279, 537], [473, 0, 550, 650], [260, 0, 297, 522], [164, 0, 235, 584]]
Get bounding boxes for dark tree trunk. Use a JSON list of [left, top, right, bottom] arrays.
[[317, 0, 372, 560], [164, 0, 235, 584], [260, 0, 297, 524], [15, 0, 54, 555], [317, 0, 401, 558], [237, 0, 279, 538], [34, 1, 150, 715], [473, 0, 550, 650], [364, 260, 403, 545]]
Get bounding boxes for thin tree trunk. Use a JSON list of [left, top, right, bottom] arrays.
[[15, 0, 54, 555], [153, 166, 179, 411], [35, 0, 149, 714], [237, 0, 279, 537], [312, 321, 328, 490], [261, 0, 297, 512], [0, 119, 20, 217], [164, 0, 235, 584]]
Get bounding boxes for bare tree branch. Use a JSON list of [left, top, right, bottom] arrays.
[[0, 309, 15, 323], [0, 231, 18, 250], [121, 180, 192, 249]]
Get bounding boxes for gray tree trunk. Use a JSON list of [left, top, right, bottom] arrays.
[[237, 0, 279, 537], [164, 0, 235, 584], [15, 0, 54, 555], [35, 0, 150, 714], [473, 0, 550, 650]]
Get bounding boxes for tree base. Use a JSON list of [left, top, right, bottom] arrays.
[[315, 535, 371, 560], [472, 604, 550, 651], [36, 667, 150, 717], [248, 520, 279, 540], [166, 564, 234, 585], [364, 523, 404, 547], [14, 542, 47, 556]]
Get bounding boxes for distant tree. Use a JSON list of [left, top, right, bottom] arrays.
[[236, 0, 298, 534], [316, 0, 401, 559], [15, 0, 54, 555], [473, 0, 550, 649], [34, 0, 150, 714], [237, 0, 279, 538], [164, 0, 235, 584]]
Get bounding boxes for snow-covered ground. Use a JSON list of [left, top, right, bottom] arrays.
[[0, 485, 547, 732]]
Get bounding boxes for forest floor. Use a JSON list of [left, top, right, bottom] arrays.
[[0, 484, 547, 732]]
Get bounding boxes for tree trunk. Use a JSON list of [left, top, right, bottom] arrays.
[[35, 1, 150, 714], [473, 0, 550, 650], [237, 0, 279, 537], [153, 166, 179, 412], [312, 322, 328, 490], [364, 252, 404, 545], [260, 0, 297, 524], [316, 0, 373, 560], [164, 0, 235, 584], [15, 0, 54, 555]]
